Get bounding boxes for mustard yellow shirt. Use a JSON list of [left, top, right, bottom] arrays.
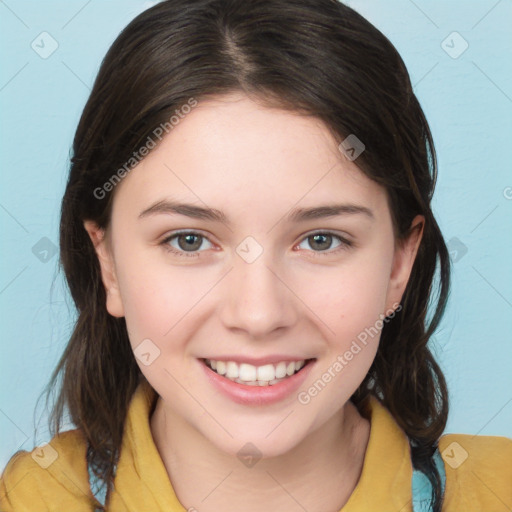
[[1, 380, 511, 511]]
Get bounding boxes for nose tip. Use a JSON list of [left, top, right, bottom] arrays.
[[219, 254, 298, 339]]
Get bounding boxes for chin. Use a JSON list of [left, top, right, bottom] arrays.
[[201, 420, 310, 461]]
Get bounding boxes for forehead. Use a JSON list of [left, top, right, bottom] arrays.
[[111, 92, 388, 221]]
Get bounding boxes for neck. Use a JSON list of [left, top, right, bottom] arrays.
[[150, 398, 370, 512]]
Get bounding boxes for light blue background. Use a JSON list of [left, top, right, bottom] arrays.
[[1, 0, 511, 470]]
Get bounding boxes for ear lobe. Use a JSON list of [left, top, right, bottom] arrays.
[[385, 215, 425, 312], [83, 220, 125, 318]]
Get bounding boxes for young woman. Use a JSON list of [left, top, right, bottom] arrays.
[[1, 1, 510, 511]]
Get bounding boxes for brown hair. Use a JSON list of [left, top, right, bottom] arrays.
[[46, 0, 450, 509]]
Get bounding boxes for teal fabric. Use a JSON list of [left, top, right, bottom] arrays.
[[411, 449, 446, 512], [88, 462, 109, 511]]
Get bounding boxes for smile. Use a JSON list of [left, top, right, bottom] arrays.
[[199, 357, 316, 405], [202, 358, 313, 386]]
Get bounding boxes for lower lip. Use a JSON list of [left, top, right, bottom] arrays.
[[199, 359, 315, 406]]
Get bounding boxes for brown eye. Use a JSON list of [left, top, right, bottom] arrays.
[[308, 233, 333, 251], [297, 231, 353, 255], [161, 231, 213, 257], [176, 233, 203, 251]]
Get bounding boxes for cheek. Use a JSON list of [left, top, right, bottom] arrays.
[[115, 258, 205, 395], [293, 259, 391, 418], [113, 248, 195, 347], [297, 251, 393, 340], [292, 249, 393, 402]]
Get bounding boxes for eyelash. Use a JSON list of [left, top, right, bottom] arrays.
[[160, 230, 353, 258]]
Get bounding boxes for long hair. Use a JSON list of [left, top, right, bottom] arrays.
[[47, 0, 450, 509]]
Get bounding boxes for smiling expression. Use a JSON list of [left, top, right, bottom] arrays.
[[85, 91, 423, 457]]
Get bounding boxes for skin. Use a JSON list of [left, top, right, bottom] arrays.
[[85, 92, 424, 512]]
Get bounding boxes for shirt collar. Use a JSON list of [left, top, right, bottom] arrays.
[[115, 380, 413, 511], [342, 394, 413, 511]]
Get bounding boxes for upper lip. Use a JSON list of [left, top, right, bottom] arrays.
[[201, 356, 315, 366]]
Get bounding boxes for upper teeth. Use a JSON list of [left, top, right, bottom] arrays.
[[205, 359, 306, 383]]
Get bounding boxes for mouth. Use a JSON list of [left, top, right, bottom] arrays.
[[201, 357, 316, 387]]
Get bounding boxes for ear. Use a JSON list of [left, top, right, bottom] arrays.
[[385, 214, 424, 313], [83, 220, 125, 318]]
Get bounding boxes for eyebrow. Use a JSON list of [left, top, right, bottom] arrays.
[[138, 200, 375, 224]]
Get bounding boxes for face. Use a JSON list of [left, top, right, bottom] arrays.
[[86, 92, 423, 458]]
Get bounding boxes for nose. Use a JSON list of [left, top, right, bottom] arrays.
[[219, 249, 299, 340]]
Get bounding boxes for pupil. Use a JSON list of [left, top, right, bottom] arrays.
[[311, 234, 331, 251], [179, 234, 201, 251]]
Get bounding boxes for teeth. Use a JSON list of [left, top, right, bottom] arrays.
[[205, 358, 308, 386], [239, 363, 257, 381], [257, 364, 275, 381], [226, 361, 239, 379], [275, 362, 287, 379], [216, 361, 226, 375]]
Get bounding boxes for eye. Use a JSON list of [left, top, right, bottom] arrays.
[[161, 231, 214, 257], [296, 231, 353, 255], [160, 230, 353, 259]]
